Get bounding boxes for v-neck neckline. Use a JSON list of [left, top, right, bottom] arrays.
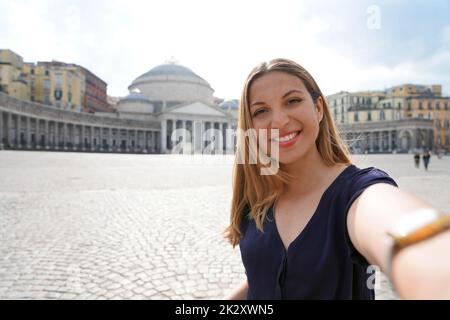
[[271, 164, 354, 252]]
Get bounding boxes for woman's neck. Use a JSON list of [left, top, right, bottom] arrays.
[[280, 147, 341, 197]]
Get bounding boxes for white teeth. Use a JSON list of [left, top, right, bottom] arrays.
[[274, 131, 300, 143]]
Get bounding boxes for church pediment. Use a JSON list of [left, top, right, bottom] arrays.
[[166, 102, 226, 117]]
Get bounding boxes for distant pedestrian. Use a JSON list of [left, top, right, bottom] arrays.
[[422, 150, 431, 171], [414, 153, 420, 168]]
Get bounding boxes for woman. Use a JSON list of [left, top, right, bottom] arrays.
[[224, 58, 450, 300]]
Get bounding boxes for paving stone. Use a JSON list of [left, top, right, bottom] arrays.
[[1, 152, 448, 300]]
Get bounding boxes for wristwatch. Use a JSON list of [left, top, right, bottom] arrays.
[[385, 208, 450, 278]]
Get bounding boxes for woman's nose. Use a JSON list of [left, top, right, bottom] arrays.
[[271, 109, 290, 128]]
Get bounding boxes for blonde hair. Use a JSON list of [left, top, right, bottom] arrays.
[[224, 58, 352, 247]]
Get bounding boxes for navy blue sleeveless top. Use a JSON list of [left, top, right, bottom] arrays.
[[239, 165, 398, 300]]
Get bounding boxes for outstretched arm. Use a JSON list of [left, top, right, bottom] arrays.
[[347, 183, 450, 299], [224, 279, 248, 300]]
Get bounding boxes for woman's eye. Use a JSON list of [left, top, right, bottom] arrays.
[[288, 98, 302, 105], [253, 109, 266, 117]]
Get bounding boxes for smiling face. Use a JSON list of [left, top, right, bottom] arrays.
[[248, 71, 324, 165]]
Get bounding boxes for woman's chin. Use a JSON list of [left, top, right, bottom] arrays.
[[277, 148, 307, 165]]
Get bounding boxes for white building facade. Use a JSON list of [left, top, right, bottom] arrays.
[[0, 63, 239, 154]]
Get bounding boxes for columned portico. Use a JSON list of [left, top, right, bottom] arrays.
[[340, 118, 434, 154]]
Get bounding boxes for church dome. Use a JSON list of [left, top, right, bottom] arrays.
[[117, 90, 154, 114], [135, 64, 206, 82], [128, 62, 215, 106], [220, 99, 240, 110], [119, 91, 151, 103]]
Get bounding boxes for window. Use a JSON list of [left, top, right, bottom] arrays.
[[45, 70, 49, 76], [407, 103, 411, 111], [428, 102, 432, 110], [380, 110, 385, 121], [436, 102, 440, 110], [398, 102, 401, 109], [30, 69, 34, 75], [44, 80, 50, 90], [445, 102, 449, 110], [419, 102, 423, 110], [55, 73, 62, 87], [354, 112, 359, 122], [31, 96, 35, 101], [367, 112, 372, 121], [44, 95, 50, 104]]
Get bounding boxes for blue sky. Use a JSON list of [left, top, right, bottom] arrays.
[[1, 0, 449, 99]]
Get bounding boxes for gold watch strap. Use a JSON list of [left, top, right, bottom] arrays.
[[385, 210, 450, 278]]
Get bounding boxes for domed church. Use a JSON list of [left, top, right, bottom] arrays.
[[0, 61, 238, 155], [112, 61, 237, 154]]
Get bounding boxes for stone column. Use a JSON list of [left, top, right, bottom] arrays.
[[388, 130, 392, 152], [63, 123, 68, 150], [45, 120, 49, 149], [219, 122, 224, 153], [90, 126, 94, 151], [368, 132, 374, 152], [71, 124, 75, 150], [55, 122, 59, 150], [152, 131, 156, 152], [108, 128, 112, 151], [6, 113, 12, 147], [80, 125, 84, 151], [17, 115, 21, 148], [181, 120, 187, 153], [145, 131, 149, 152], [378, 131, 382, 152], [125, 129, 129, 152], [154, 131, 158, 153], [26, 117, 30, 148], [161, 119, 167, 153], [134, 129, 138, 151], [0, 111, 3, 149], [98, 126, 101, 151]]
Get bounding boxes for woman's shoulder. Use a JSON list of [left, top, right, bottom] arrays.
[[343, 164, 395, 181], [338, 164, 398, 201]]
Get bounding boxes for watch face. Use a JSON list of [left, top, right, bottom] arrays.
[[390, 209, 440, 238]]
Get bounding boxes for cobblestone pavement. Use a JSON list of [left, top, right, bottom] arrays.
[[0, 151, 449, 300]]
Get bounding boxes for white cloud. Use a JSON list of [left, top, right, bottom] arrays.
[[1, 0, 449, 99]]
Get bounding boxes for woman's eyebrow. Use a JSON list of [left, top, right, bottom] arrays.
[[251, 101, 266, 107], [282, 89, 305, 98], [250, 89, 306, 108]]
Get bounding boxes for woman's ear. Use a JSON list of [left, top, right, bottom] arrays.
[[315, 96, 324, 123]]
